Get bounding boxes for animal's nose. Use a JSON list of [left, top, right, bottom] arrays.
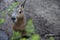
[[11, 17, 16, 22]]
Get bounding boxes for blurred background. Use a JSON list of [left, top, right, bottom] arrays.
[[0, 0, 60, 40]]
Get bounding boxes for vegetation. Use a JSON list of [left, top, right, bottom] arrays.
[[0, 2, 54, 40], [0, 18, 5, 24]]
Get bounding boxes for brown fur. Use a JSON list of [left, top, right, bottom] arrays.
[[12, 7, 27, 36]]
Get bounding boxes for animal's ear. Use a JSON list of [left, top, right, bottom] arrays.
[[21, 0, 26, 8]]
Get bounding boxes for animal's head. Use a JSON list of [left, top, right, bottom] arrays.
[[8, 0, 26, 23]]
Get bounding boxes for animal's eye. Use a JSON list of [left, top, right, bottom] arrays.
[[19, 11, 22, 14], [19, 10, 22, 14]]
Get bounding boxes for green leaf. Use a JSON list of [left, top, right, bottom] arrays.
[[2, 11, 5, 16], [20, 38, 27, 40], [8, 2, 20, 12], [0, 18, 5, 24], [26, 19, 35, 33], [31, 34, 40, 40], [49, 37, 54, 40], [11, 31, 21, 40]]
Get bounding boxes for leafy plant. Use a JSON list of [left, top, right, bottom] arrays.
[[26, 19, 35, 35], [11, 31, 21, 40], [31, 34, 40, 40], [8, 2, 20, 12], [0, 18, 5, 24], [49, 37, 54, 40]]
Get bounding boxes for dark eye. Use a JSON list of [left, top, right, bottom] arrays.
[[19, 11, 22, 14]]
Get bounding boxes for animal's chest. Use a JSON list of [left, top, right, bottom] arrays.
[[13, 19, 26, 31]]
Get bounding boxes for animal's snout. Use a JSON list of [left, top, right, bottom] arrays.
[[11, 17, 16, 22]]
